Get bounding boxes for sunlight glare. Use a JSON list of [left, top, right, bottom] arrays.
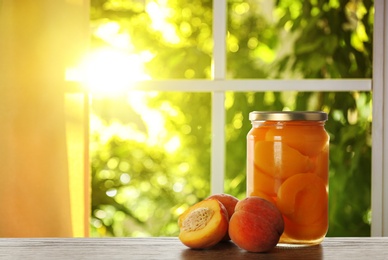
[[127, 92, 169, 147], [95, 21, 133, 50], [164, 136, 181, 153], [90, 113, 147, 144], [146, 1, 180, 44], [73, 48, 152, 94]]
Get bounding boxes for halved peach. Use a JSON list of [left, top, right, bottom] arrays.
[[178, 198, 228, 249], [254, 141, 313, 179], [276, 173, 327, 225]]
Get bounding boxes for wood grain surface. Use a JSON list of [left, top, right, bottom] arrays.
[[0, 237, 387, 259]]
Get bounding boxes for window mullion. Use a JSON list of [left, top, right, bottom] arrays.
[[211, 0, 227, 195], [384, 0, 388, 237], [371, 0, 387, 237]]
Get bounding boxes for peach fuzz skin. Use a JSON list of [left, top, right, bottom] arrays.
[[229, 196, 284, 253], [207, 193, 239, 241], [178, 198, 229, 249]]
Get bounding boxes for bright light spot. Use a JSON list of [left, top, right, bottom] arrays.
[[157, 175, 168, 186], [146, 1, 180, 44], [132, 231, 151, 237], [234, 2, 250, 15], [91, 218, 103, 228], [347, 108, 358, 125], [228, 34, 239, 53], [184, 69, 195, 79], [94, 21, 133, 50], [247, 37, 259, 49], [232, 117, 243, 129], [127, 92, 167, 146], [178, 162, 190, 173], [175, 205, 187, 216], [66, 48, 152, 95], [119, 161, 130, 172], [84, 49, 151, 93], [181, 125, 191, 135], [123, 187, 140, 199], [107, 157, 119, 169], [65, 20, 154, 93], [96, 21, 120, 36], [97, 169, 115, 180], [164, 136, 181, 153], [173, 182, 184, 192], [139, 50, 155, 63], [90, 114, 147, 144], [106, 188, 118, 197], [95, 209, 107, 219], [120, 173, 131, 184]]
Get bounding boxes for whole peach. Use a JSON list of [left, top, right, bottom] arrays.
[[229, 196, 284, 253], [207, 193, 239, 240]]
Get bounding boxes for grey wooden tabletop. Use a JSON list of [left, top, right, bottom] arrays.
[[0, 237, 387, 259]]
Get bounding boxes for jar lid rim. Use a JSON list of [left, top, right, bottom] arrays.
[[249, 111, 328, 121]]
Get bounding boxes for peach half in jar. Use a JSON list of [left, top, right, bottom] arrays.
[[265, 121, 329, 157], [254, 141, 313, 179], [282, 213, 328, 243], [276, 173, 328, 242], [311, 145, 329, 183], [178, 198, 229, 249], [247, 166, 280, 201]]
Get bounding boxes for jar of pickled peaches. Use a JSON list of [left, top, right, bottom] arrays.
[[247, 111, 329, 245]]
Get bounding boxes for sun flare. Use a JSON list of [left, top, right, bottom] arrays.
[[66, 48, 151, 94]]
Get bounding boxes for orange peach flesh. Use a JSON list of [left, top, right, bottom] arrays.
[[178, 198, 228, 249]]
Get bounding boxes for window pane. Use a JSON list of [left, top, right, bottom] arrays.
[[227, 0, 373, 79], [90, 0, 213, 80], [225, 91, 372, 236], [90, 92, 211, 236]]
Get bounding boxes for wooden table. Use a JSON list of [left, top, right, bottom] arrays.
[[0, 237, 387, 259]]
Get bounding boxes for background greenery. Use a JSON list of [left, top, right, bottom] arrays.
[[89, 0, 373, 237]]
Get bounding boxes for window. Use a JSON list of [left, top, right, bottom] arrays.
[[80, 0, 387, 238]]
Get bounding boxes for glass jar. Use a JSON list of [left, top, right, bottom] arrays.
[[247, 111, 329, 245]]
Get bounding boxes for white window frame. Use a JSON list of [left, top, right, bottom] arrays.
[[73, 0, 387, 236], [371, 0, 387, 237]]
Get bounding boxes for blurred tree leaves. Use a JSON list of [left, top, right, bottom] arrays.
[[90, 0, 373, 237]]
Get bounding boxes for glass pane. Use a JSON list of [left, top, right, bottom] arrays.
[[90, 0, 213, 80], [227, 0, 373, 79], [90, 92, 211, 236], [225, 91, 372, 236]]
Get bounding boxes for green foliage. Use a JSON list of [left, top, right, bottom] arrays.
[[90, 93, 211, 236], [90, 0, 373, 237]]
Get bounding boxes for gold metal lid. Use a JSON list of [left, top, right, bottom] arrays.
[[249, 111, 328, 121]]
